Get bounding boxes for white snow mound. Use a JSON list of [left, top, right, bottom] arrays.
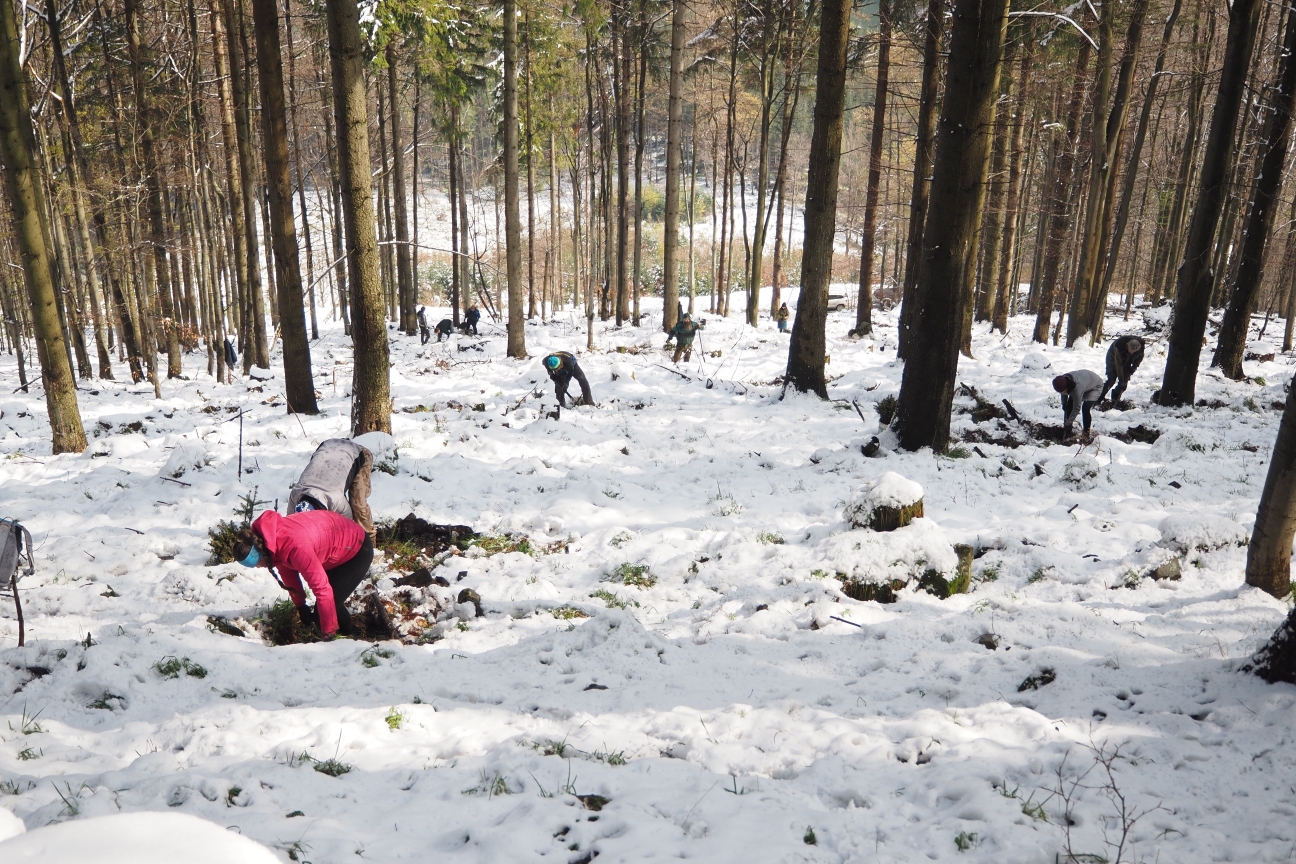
[[1060, 455, 1100, 490], [821, 518, 958, 585], [0, 812, 280, 863], [1159, 513, 1250, 554], [0, 808, 23, 842], [1020, 352, 1052, 372], [845, 472, 922, 528], [158, 443, 211, 479], [353, 431, 398, 468]]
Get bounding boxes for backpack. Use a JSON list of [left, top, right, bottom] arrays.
[[0, 519, 34, 646]]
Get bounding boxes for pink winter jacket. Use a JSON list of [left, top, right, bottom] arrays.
[[253, 510, 366, 635]]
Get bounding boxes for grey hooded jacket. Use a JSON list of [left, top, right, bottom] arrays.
[[1062, 369, 1104, 427], [288, 439, 369, 521]]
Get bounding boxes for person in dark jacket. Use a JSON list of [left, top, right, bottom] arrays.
[[434, 318, 454, 342], [776, 303, 790, 333], [543, 351, 594, 407], [288, 438, 374, 539], [234, 510, 372, 638], [462, 305, 481, 335], [417, 307, 431, 344], [1100, 335, 1145, 405], [668, 313, 704, 364], [1053, 370, 1105, 437]]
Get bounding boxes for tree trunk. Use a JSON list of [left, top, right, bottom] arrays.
[[895, 0, 1009, 451], [632, 0, 647, 326], [1159, 0, 1261, 405], [853, 0, 891, 338], [504, 0, 525, 355], [662, 0, 686, 333], [386, 44, 414, 335], [991, 36, 1034, 333], [974, 37, 1015, 326], [1097, 0, 1182, 325], [614, 20, 632, 325], [898, 0, 944, 358], [1247, 372, 1296, 596], [785, 0, 851, 396], [251, 0, 317, 414], [1032, 43, 1091, 343], [0, 0, 86, 452], [230, 0, 269, 369], [449, 107, 461, 324], [325, 0, 390, 433], [124, 0, 182, 380], [1213, 2, 1296, 380]]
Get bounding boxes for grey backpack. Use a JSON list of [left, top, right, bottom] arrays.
[[0, 519, 34, 646]]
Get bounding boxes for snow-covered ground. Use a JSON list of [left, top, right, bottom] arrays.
[[1, 299, 1294, 863]]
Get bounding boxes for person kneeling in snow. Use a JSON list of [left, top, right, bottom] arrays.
[[288, 438, 374, 540], [543, 351, 594, 408], [1053, 370, 1104, 438], [234, 510, 373, 639]]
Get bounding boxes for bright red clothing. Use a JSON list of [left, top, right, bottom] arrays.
[[252, 510, 366, 635]]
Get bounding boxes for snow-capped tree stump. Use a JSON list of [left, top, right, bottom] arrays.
[[846, 472, 924, 532]]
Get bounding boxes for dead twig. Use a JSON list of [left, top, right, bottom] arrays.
[[160, 476, 191, 488]]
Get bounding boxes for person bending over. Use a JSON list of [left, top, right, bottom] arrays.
[[287, 438, 373, 539], [435, 319, 454, 342], [1100, 335, 1144, 405], [234, 510, 373, 639], [543, 351, 594, 408], [1053, 370, 1104, 438]]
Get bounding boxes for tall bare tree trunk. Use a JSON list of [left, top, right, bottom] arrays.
[[898, 0, 943, 358], [895, 0, 1009, 451], [854, 0, 891, 337], [991, 36, 1034, 333], [785, 0, 851, 395], [614, 19, 631, 325], [386, 44, 414, 335], [504, 0, 525, 356], [1213, 2, 1296, 380], [0, 0, 86, 453], [252, 0, 317, 413], [230, 0, 269, 369], [662, 0, 686, 333], [325, 0, 390, 433], [1159, 0, 1261, 405], [1032, 43, 1091, 343]]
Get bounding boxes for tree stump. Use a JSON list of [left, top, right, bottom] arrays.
[[847, 472, 924, 531]]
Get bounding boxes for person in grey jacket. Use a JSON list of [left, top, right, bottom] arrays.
[[287, 438, 374, 539], [1052, 370, 1105, 436]]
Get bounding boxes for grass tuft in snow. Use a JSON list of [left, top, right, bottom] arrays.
[[360, 645, 395, 667], [757, 531, 785, 545], [954, 830, 979, 852], [312, 758, 352, 777], [257, 599, 321, 646], [803, 826, 817, 846], [11, 703, 43, 735], [152, 655, 207, 679], [463, 770, 512, 797], [612, 563, 656, 588], [590, 588, 638, 609], [551, 605, 589, 620], [17, 746, 39, 760], [385, 707, 404, 730], [943, 445, 972, 459]]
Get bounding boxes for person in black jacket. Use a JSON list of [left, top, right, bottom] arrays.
[[434, 318, 454, 342], [543, 351, 594, 407], [1100, 335, 1145, 405]]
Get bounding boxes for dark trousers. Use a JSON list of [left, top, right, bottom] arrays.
[[420, 325, 430, 345], [1062, 395, 1096, 432], [325, 538, 373, 636], [1101, 373, 1130, 403], [552, 365, 593, 407]]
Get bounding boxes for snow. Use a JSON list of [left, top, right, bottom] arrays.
[[1, 299, 1295, 862], [844, 471, 924, 527], [0, 811, 280, 862]]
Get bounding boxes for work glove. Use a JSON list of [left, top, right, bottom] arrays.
[[297, 605, 319, 631]]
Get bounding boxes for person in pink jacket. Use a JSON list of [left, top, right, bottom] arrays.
[[232, 510, 373, 638]]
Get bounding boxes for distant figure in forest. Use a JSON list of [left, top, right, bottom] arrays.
[[1100, 335, 1145, 406], [668, 313, 704, 364], [288, 438, 374, 540], [417, 307, 431, 344], [434, 318, 454, 342], [1053, 370, 1105, 439], [543, 351, 593, 408], [777, 303, 790, 334], [461, 305, 481, 336]]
